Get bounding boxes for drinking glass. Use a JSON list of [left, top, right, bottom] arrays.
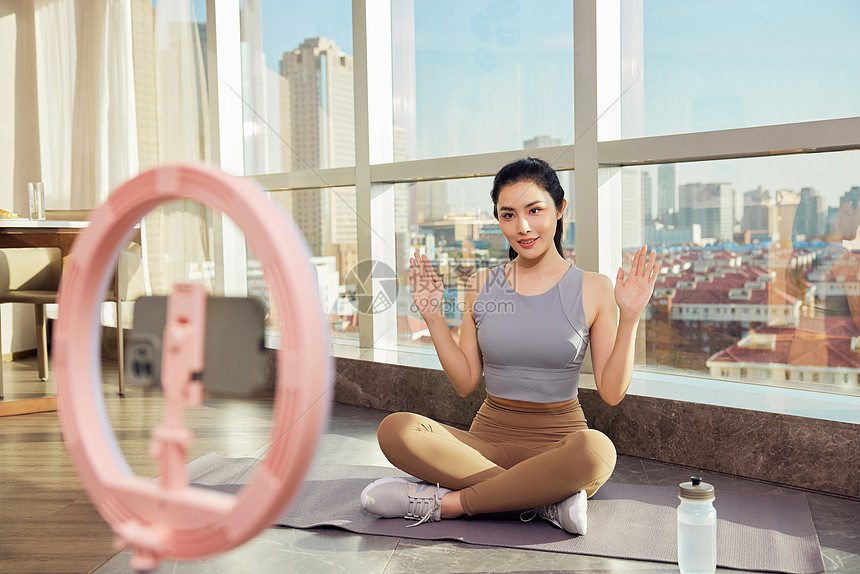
[[27, 182, 45, 220]]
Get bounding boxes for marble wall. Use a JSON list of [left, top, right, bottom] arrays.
[[333, 357, 860, 499], [333, 357, 484, 428]]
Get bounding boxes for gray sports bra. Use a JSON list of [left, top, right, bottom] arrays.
[[472, 264, 590, 403]]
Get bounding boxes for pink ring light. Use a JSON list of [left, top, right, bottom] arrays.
[[55, 164, 332, 569]]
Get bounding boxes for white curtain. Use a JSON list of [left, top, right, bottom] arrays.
[[154, 1, 210, 163], [21, 1, 251, 338], [144, 0, 215, 294], [34, 0, 215, 294], [33, 0, 141, 328], [33, 0, 76, 209], [34, 0, 138, 210]]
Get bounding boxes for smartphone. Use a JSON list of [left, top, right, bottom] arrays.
[[125, 296, 269, 398]]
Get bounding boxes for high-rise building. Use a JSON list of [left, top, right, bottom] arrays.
[[641, 170, 653, 223], [773, 189, 800, 244], [621, 168, 643, 248], [392, 0, 417, 162], [292, 187, 330, 257], [277, 74, 292, 172], [240, 0, 276, 175], [131, 2, 216, 293], [130, 0, 158, 171], [679, 183, 735, 242], [793, 187, 825, 241], [280, 37, 355, 257], [281, 37, 354, 170], [657, 164, 679, 218], [416, 181, 448, 224], [832, 186, 860, 240], [741, 187, 801, 243], [742, 186, 772, 233], [330, 188, 357, 246], [523, 135, 561, 149]]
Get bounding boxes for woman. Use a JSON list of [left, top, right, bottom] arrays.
[[360, 157, 657, 534]]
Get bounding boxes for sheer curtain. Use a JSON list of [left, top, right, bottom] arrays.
[[34, 0, 142, 328], [34, 0, 139, 209], [143, 0, 215, 294], [69, 0, 139, 208], [33, 0, 77, 209], [35, 0, 216, 295]]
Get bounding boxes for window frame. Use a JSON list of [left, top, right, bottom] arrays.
[[203, 0, 860, 407]]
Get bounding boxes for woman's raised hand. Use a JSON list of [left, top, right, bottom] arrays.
[[409, 252, 445, 318], [614, 245, 658, 321]]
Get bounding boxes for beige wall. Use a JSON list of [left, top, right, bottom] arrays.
[[0, 2, 42, 355]]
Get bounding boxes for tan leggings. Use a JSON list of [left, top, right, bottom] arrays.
[[376, 395, 617, 516]]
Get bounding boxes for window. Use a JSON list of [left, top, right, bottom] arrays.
[[392, 0, 574, 161], [258, 187, 358, 341], [615, 0, 860, 139], [240, 0, 354, 176], [7, 1, 859, 410], [393, 174, 576, 346], [628, 152, 860, 395]]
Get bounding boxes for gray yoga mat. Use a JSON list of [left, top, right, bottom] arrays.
[[187, 453, 824, 574]]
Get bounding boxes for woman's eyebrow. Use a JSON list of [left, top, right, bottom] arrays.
[[498, 200, 547, 212]]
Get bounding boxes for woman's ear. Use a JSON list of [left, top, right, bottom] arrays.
[[557, 198, 568, 219]]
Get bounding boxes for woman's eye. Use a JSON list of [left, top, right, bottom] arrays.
[[502, 213, 513, 219], [530, 208, 541, 214]]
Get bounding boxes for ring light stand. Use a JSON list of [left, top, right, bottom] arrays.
[[55, 164, 333, 571]]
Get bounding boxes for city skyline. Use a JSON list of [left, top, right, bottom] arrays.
[[227, 1, 860, 398], [238, 0, 859, 214]]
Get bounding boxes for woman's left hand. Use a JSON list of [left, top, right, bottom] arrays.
[[614, 245, 658, 321]]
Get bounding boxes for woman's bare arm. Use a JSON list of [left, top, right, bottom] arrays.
[[585, 246, 658, 405], [410, 253, 485, 397]]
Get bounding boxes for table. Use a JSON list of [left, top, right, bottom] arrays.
[[0, 219, 143, 416]]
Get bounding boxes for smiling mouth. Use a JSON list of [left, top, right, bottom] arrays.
[[518, 238, 537, 245]]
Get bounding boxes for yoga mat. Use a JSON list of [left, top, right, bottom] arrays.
[[187, 453, 824, 574]]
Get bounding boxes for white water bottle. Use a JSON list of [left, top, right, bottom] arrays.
[[677, 476, 716, 574]]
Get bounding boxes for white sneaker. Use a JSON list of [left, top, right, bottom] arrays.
[[360, 477, 452, 527], [521, 489, 588, 535]]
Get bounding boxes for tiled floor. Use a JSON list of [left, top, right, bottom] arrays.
[[95, 402, 860, 574]]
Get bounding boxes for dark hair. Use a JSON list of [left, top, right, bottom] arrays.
[[491, 157, 565, 260]]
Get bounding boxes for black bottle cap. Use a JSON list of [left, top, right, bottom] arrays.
[[679, 476, 715, 500]]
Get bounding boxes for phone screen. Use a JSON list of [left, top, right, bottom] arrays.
[[126, 296, 269, 398]]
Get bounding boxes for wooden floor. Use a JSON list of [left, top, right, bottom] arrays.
[[0, 358, 277, 574]]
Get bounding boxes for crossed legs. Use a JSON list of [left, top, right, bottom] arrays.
[[376, 409, 616, 517]]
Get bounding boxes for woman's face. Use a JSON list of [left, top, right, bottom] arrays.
[[496, 180, 565, 260]]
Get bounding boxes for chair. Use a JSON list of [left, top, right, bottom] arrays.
[[0, 247, 62, 399], [0, 244, 146, 399]]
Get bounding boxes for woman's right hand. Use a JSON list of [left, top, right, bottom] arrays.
[[409, 252, 445, 319]]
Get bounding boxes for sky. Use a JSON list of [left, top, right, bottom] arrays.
[[634, 0, 860, 210], [255, 0, 353, 67], [244, 0, 859, 213]]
